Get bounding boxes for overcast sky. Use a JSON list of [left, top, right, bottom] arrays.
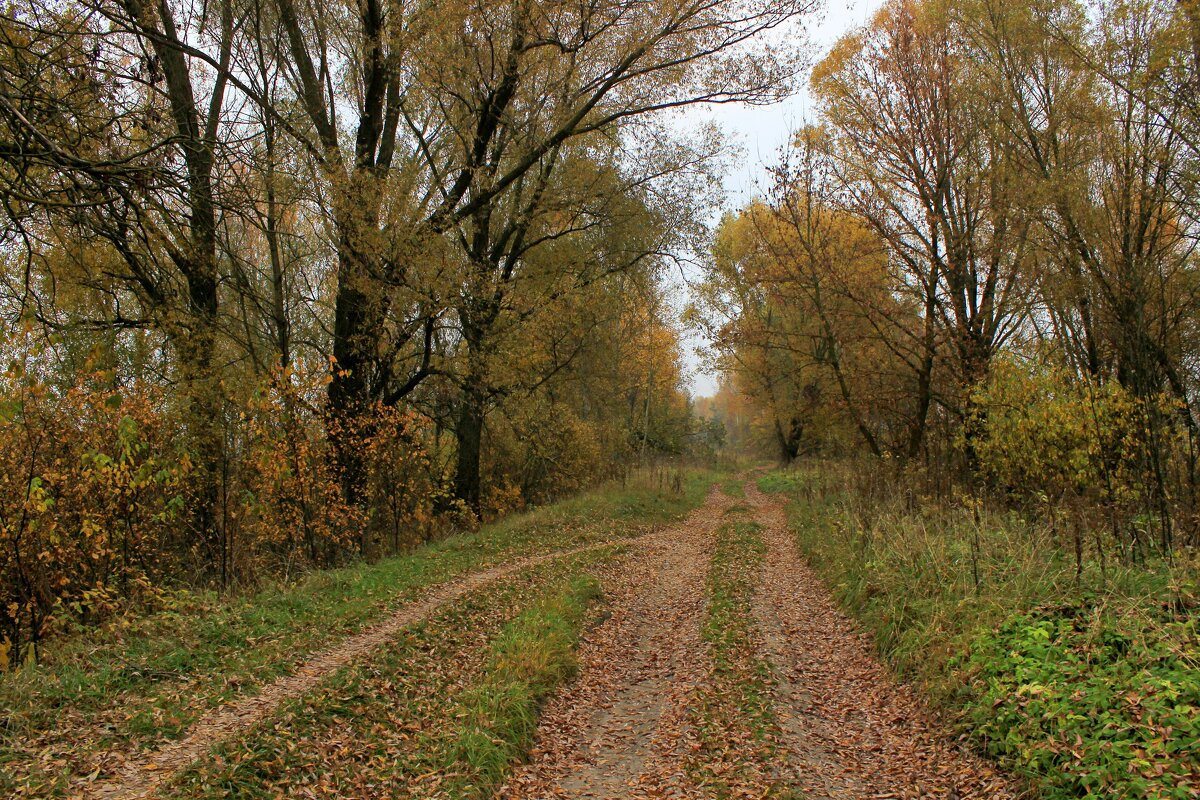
[[680, 0, 883, 398]]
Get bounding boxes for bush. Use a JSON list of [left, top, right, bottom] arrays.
[[771, 460, 1200, 800], [0, 354, 456, 667], [233, 364, 455, 575], [238, 366, 362, 574], [964, 602, 1200, 799], [484, 399, 606, 508], [972, 361, 1143, 499], [360, 402, 450, 552], [0, 360, 186, 668]]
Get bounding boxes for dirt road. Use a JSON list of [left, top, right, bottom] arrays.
[[502, 482, 1014, 799], [79, 480, 1013, 799]]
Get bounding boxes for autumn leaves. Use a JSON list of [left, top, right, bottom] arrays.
[[0, 0, 815, 664], [695, 0, 1200, 561]]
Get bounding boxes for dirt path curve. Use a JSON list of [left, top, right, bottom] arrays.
[[80, 538, 630, 800], [500, 486, 733, 799], [744, 480, 1016, 799]]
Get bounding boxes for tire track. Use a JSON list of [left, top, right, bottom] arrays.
[[745, 481, 1015, 799], [79, 538, 632, 800], [500, 487, 733, 799]]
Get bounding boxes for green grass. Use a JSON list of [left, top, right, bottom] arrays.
[[169, 547, 615, 799], [722, 479, 746, 498], [689, 519, 794, 798], [0, 470, 718, 796], [438, 574, 604, 797], [772, 459, 1200, 800], [756, 471, 812, 496], [963, 601, 1200, 799]]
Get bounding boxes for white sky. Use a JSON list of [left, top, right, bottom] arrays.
[[679, 0, 883, 398]]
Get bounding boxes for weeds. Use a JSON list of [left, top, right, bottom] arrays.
[[963, 602, 1200, 798], [1, 472, 716, 796], [766, 460, 1200, 800]]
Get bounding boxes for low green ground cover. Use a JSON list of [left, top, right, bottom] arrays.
[[762, 462, 1199, 799], [170, 549, 614, 799], [689, 515, 793, 798]]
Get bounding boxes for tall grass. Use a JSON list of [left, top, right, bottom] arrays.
[[763, 460, 1200, 799]]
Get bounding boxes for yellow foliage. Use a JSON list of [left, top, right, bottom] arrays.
[[0, 346, 188, 666], [971, 360, 1174, 506]]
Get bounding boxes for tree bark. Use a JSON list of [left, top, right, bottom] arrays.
[[453, 389, 485, 515]]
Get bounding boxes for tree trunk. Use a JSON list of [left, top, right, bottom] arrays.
[[774, 415, 803, 463], [452, 312, 489, 514], [175, 297, 224, 583], [328, 282, 371, 511], [326, 176, 389, 510], [958, 335, 992, 474], [454, 390, 485, 515]]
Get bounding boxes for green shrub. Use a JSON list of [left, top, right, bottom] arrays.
[[963, 603, 1200, 799]]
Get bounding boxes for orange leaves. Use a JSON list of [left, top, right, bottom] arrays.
[[238, 363, 441, 568], [0, 362, 187, 667], [239, 370, 360, 568], [0, 352, 459, 668], [698, 198, 902, 459]]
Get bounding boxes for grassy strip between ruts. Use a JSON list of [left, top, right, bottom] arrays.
[[761, 464, 1200, 800], [688, 515, 795, 799], [432, 572, 603, 798], [1, 470, 718, 797], [168, 547, 616, 799]]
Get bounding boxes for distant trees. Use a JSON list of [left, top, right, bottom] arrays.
[[697, 0, 1200, 555], [260, 0, 815, 507]]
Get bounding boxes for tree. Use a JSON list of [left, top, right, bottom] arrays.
[[812, 0, 1032, 460], [0, 0, 240, 570], [690, 179, 911, 461], [961, 0, 1200, 541], [268, 0, 813, 504], [764, 128, 922, 457], [443, 122, 722, 510]]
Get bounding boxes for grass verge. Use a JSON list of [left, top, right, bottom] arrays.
[[169, 548, 614, 799], [1, 469, 717, 796], [764, 460, 1200, 800], [721, 479, 746, 499], [689, 518, 793, 798]]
